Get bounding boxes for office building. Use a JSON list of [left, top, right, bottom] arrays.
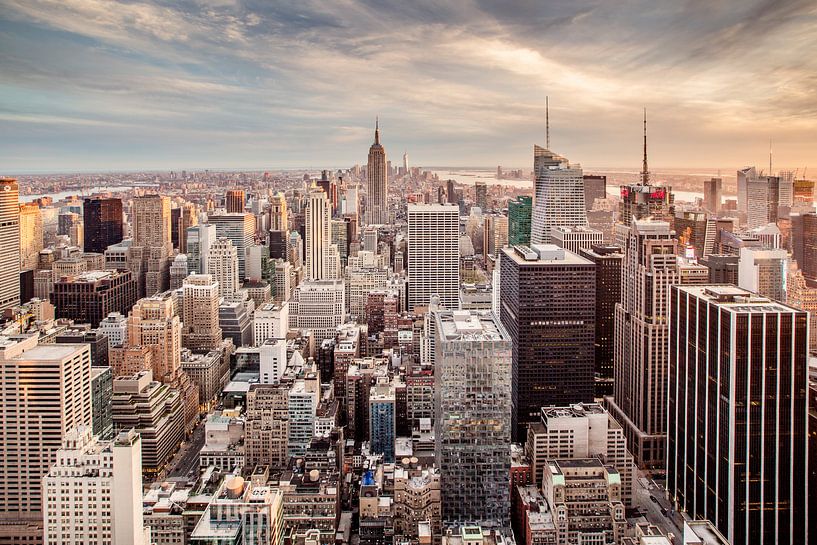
[[540, 459, 626, 545], [366, 119, 388, 225], [801, 212, 817, 285], [42, 427, 147, 545], [0, 178, 20, 311], [111, 371, 184, 476], [289, 279, 345, 343], [52, 270, 138, 327], [674, 210, 709, 258], [218, 299, 253, 348], [667, 285, 808, 545], [474, 180, 488, 210], [208, 212, 255, 280], [270, 192, 288, 231], [736, 166, 756, 214], [703, 177, 722, 212], [225, 189, 246, 213], [253, 302, 289, 346], [130, 194, 172, 296], [0, 337, 92, 538], [483, 214, 508, 258], [606, 220, 706, 469], [19, 202, 43, 270], [186, 223, 217, 275], [407, 203, 459, 309], [182, 274, 224, 352], [176, 202, 197, 253], [530, 146, 587, 243], [579, 244, 623, 396], [305, 187, 331, 280], [508, 195, 532, 246], [369, 379, 396, 462], [90, 366, 114, 439], [500, 244, 595, 439], [747, 175, 780, 229], [787, 267, 817, 351], [207, 237, 240, 298], [169, 254, 188, 290], [737, 247, 787, 301], [245, 384, 290, 468], [550, 225, 604, 255], [435, 310, 512, 529], [618, 184, 673, 227], [83, 197, 123, 254], [701, 254, 739, 284], [525, 403, 634, 506], [583, 174, 607, 211]]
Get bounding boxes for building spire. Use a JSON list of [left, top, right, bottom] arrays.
[[375, 116, 380, 145], [546, 96, 550, 150], [769, 137, 773, 176], [641, 108, 650, 185]]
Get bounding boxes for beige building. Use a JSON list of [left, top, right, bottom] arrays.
[[0, 336, 93, 541], [19, 202, 43, 270], [244, 384, 290, 469], [129, 194, 172, 297], [207, 237, 239, 298], [182, 274, 224, 353]]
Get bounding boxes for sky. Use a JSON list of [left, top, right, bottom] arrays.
[[1, 0, 816, 172]]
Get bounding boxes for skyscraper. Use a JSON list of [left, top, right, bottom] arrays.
[[186, 223, 216, 275], [530, 146, 587, 244], [129, 194, 172, 296], [737, 246, 788, 301], [434, 310, 512, 528], [802, 212, 817, 286], [583, 174, 607, 211], [0, 178, 20, 311], [407, 203, 459, 310], [83, 197, 123, 254], [366, 119, 388, 225], [737, 166, 756, 214], [508, 195, 532, 246], [500, 244, 595, 439], [181, 274, 223, 353], [0, 337, 92, 540], [305, 187, 331, 280], [208, 212, 255, 280], [474, 180, 488, 211], [605, 220, 708, 469], [269, 192, 288, 232], [703, 177, 722, 213], [19, 202, 43, 270], [225, 189, 246, 213], [667, 285, 808, 545], [747, 174, 780, 229], [207, 237, 240, 298]]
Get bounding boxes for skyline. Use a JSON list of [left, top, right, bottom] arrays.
[[1, 0, 816, 171]]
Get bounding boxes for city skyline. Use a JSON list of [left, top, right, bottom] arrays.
[[1, 1, 816, 171]]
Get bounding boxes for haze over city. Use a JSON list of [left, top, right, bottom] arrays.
[[1, 0, 816, 171]]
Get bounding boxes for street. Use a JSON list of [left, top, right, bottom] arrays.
[[632, 473, 683, 538], [166, 419, 207, 480]]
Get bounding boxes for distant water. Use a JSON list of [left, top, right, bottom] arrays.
[[24, 185, 155, 202]]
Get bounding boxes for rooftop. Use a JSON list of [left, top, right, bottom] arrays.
[[679, 285, 801, 314], [436, 310, 507, 342], [504, 243, 592, 266]]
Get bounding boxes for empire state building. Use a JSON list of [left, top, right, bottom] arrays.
[[366, 119, 388, 225]]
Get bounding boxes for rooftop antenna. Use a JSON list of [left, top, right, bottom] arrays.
[[640, 108, 650, 185], [546, 96, 550, 149]]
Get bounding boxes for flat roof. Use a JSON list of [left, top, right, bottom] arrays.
[[677, 285, 802, 314], [502, 244, 592, 266]]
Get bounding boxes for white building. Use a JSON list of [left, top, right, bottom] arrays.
[[407, 204, 460, 310], [43, 427, 147, 545], [530, 146, 587, 244], [305, 188, 331, 281], [207, 237, 240, 298], [288, 279, 345, 343], [737, 246, 788, 301], [550, 225, 604, 255], [186, 223, 216, 275], [99, 312, 128, 348], [253, 302, 289, 346], [259, 338, 287, 384]]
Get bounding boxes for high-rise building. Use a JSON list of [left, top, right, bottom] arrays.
[[83, 198, 123, 254], [530, 146, 587, 244], [0, 178, 20, 311], [483, 214, 508, 258], [737, 246, 788, 301], [225, 189, 246, 213], [207, 237, 240, 298], [366, 119, 388, 225], [606, 220, 707, 469], [747, 175, 780, 229], [583, 174, 607, 211], [369, 379, 396, 463], [245, 383, 290, 468], [208, 212, 255, 280], [42, 427, 147, 545], [435, 310, 512, 528], [618, 184, 673, 227], [288, 279, 345, 343], [667, 285, 808, 545], [407, 203, 459, 310], [0, 336, 92, 538], [703, 177, 722, 213], [474, 180, 488, 211], [130, 194, 172, 296], [526, 403, 634, 507], [508, 195, 532, 246], [182, 274, 223, 352], [800, 212, 817, 286], [19, 202, 43, 270], [305, 187, 331, 280], [736, 166, 756, 214], [169, 254, 188, 290], [253, 302, 289, 346], [270, 192, 288, 232], [579, 244, 623, 396], [52, 270, 138, 327], [186, 223, 216, 275], [550, 225, 604, 255], [500, 244, 595, 439]]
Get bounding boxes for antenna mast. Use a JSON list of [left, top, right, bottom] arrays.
[[546, 96, 550, 149], [641, 108, 650, 185]]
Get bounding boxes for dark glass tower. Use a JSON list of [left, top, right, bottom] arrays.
[[499, 244, 595, 440], [83, 197, 123, 254]]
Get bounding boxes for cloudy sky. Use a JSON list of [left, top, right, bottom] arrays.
[[1, 0, 815, 172]]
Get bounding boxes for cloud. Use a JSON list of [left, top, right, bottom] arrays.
[[0, 0, 815, 170]]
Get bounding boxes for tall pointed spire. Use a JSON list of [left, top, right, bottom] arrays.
[[640, 108, 650, 185], [375, 116, 380, 145], [546, 96, 550, 150]]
